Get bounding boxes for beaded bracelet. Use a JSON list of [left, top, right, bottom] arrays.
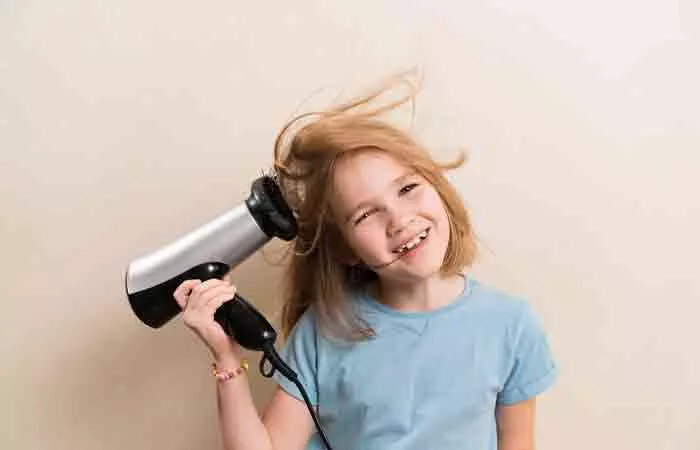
[[211, 359, 249, 381]]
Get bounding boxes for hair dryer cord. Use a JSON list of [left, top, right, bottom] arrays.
[[260, 342, 333, 450]]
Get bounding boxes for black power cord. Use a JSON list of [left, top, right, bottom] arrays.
[[260, 342, 334, 450]]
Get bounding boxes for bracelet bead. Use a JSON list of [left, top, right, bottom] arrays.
[[211, 359, 249, 381]]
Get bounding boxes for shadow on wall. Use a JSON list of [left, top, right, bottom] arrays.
[[39, 246, 289, 450]]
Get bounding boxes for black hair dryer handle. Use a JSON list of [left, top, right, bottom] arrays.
[[180, 261, 278, 352], [214, 293, 278, 352]]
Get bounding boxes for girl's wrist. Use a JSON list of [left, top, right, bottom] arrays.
[[211, 359, 249, 382], [212, 345, 244, 367]]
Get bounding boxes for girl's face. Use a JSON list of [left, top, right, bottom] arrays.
[[330, 151, 451, 282]]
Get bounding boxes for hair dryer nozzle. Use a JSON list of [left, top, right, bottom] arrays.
[[246, 175, 297, 241]]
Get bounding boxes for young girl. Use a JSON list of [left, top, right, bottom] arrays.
[[173, 75, 557, 450]]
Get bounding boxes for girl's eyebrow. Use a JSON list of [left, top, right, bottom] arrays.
[[344, 171, 416, 223]]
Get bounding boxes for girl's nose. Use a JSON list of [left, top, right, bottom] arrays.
[[386, 205, 412, 237]]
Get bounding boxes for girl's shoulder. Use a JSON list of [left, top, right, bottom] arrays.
[[468, 279, 553, 356], [283, 305, 319, 340], [463, 278, 542, 329], [469, 278, 530, 310]]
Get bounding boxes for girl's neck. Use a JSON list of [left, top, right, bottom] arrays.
[[374, 272, 466, 313]]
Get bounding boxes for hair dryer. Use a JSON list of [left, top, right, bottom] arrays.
[[124, 175, 333, 449], [125, 175, 295, 332]]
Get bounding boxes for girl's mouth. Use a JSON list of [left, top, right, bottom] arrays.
[[392, 228, 430, 255]]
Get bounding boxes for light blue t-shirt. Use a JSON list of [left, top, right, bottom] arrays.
[[273, 277, 557, 450]]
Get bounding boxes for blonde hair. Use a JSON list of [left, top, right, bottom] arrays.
[[273, 73, 477, 341]]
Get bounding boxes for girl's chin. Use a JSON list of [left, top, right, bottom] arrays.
[[382, 253, 446, 278]]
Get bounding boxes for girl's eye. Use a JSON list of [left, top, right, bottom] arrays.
[[399, 183, 419, 195], [354, 209, 376, 225]]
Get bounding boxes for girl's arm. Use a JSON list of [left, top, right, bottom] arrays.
[[262, 387, 315, 450], [496, 398, 536, 450], [215, 362, 314, 450], [173, 279, 314, 450]]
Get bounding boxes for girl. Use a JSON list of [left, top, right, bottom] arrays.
[[173, 75, 557, 450]]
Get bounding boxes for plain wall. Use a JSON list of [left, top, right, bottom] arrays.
[[1, 1, 698, 449]]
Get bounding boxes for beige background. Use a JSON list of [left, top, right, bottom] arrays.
[[1, 1, 698, 449]]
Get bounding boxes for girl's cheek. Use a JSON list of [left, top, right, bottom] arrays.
[[346, 229, 369, 253], [354, 229, 383, 256]]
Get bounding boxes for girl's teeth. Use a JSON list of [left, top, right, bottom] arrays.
[[396, 230, 428, 253]]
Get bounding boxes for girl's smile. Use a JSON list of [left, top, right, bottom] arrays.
[[392, 227, 430, 255]]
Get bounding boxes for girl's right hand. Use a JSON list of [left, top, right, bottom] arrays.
[[173, 278, 243, 362]]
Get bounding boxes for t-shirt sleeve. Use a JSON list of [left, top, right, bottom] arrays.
[[272, 309, 319, 405], [497, 302, 557, 405]]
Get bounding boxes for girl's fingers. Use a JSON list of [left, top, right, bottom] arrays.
[[191, 278, 221, 294], [204, 291, 236, 317], [173, 279, 201, 308], [194, 283, 235, 307], [185, 280, 223, 308], [182, 290, 232, 329]]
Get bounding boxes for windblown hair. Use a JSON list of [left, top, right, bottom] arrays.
[[273, 73, 477, 342]]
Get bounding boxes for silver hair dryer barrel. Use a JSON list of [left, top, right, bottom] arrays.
[[125, 175, 297, 328]]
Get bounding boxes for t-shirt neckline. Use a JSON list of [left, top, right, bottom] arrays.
[[361, 274, 473, 320]]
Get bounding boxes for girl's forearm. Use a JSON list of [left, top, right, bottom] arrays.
[[215, 359, 273, 450]]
